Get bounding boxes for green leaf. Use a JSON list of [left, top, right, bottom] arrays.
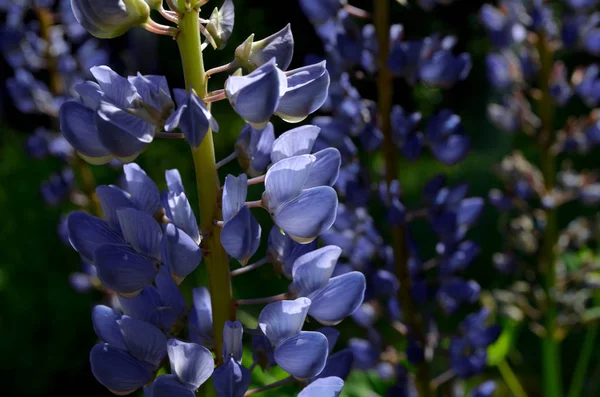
[[487, 319, 521, 367]]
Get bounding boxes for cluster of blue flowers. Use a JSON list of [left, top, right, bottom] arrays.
[[300, 0, 500, 395], [47, 0, 375, 395]]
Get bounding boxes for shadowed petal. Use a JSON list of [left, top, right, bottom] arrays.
[[314, 350, 353, 381], [91, 305, 126, 350], [270, 125, 321, 163], [188, 287, 214, 348], [223, 321, 244, 363], [96, 185, 135, 232], [166, 191, 200, 245], [118, 316, 167, 368], [268, 226, 317, 278], [164, 90, 218, 148], [161, 224, 202, 283], [123, 163, 160, 215], [235, 122, 275, 176], [94, 244, 158, 296], [292, 246, 342, 296], [213, 358, 251, 397], [247, 24, 294, 70], [222, 174, 248, 222], [150, 374, 194, 397], [273, 186, 338, 243], [90, 66, 139, 107], [118, 285, 162, 328], [221, 206, 261, 264], [67, 211, 124, 262], [60, 100, 110, 160], [430, 135, 470, 165], [117, 208, 162, 259], [154, 266, 188, 331], [258, 298, 311, 347], [167, 339, 215, 390], [274, 331, 329, 379], [308, 272, 366, 325], [90, 343, 153, 395]]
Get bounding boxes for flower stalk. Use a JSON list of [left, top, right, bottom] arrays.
[[374, 0, 432, 396], [176, 7, 235, 365]]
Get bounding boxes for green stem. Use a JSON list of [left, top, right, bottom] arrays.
[[373, 1, 431, 396], [498, 360, 529, 397], [536, 33, 562, 397], [567, 324, 598, 397], [176, 7, 235, 365]]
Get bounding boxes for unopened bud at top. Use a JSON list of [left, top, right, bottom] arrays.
[[71, 0, 150, 39], [235, 24, 294, 71]]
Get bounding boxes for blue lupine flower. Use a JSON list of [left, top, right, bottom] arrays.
[[276, 61, 330, 123], [90, 305, 166, 394], [148, 339, 215, 396], [188, 287, 214, 348], [391, 106, 423, 160], [119, 265, 187, 332], [438, 278, 481, 314], [574, 65, 600, 107], [268, 226, 317, 277], [213, 321, 251, 397], [236, 24, 294, 71], [165, 89, 219, 148], [7, 68, 56, 114], [299, 0, 341, 25], [290, 246, 366, 325], [449, 309, 500, 377], [470, 381, 497, 397], [425, 110, 470, 165], [549, 62, 573, 106], [162, 168, 201, 244], [262, 154, 338, 243], [258, 298, 329, 378], [71, 0, 151, 39], [420, 49, 471, 88], [61, 66, 172, 164], [235, 122, 275, 176], [299, 377, 344, 397], [225, 59, 287, 128], [221, 174, 261, 264]]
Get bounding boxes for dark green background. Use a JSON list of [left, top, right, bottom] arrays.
[[1, 0, 598, 395]]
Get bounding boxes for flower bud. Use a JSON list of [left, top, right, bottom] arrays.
[[235, 24, 294, 71], [71, 0, 150, 39]]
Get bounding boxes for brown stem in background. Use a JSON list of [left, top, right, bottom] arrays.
[[374, 1, 432, 396]]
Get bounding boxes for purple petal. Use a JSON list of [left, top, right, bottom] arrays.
[[213, 358, 251, 397], [91, 305, 126, 349], [90, 343, 153, 395], [150, 374, 195, 397], [222, 174, 248, 223], [167, 339, 215, 390], [123, 163, 160, 215], [270, 125, 321, 163], [264, 154, 315, 211], [117, 208, 162, 260], [308, 272, 366, 325], [67, 211, 124, 262], [303, 148, 341, 188], [221, 206, 261, 264], [292, 246, 342, 296], [274, 331, 329, 379], [258, 298, 311, 347], [161, 224, 202, 282], [299, 377, 344, 397], [59, 100, 111, 161], [118, 316, 167, 368]]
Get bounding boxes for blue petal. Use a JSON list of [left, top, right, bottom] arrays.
[[248, 24, 294, 70], [270, 125, 321, 163], [127, 74, 173, 111], [223, 321, 244, 363], [303, 148, 341, 188], [222, 174, 248, 223], [213, 358, 251, 397], [165, 169, 184, 195], [154, 266, 188, 331], [161, 224, 202, 283], [73, 81, 104, 109], [90, 66, 139, 108], [291, 246, 341, 296], [150, 374, 194, 397], [225, 59, 285, 127], [264, 154, 315, 210], [317, 327, 339, 353], [123, 163, 160, 215], [274, 331, 329, 379], [95, 101, 154, 160], [91, 305, 126, 349], [118, 316, 167, 368], [118, 285, 162, 328], [221, 206, 261, 264], [251, 335, 276, 369], [299, 377, 344, 397], [430, 135, 471, 165], [117, 208, 162, 260], [268, 226, 317, 278], [94, 244, 158, 296], [470, 381, 497, 397], [167, 339, 215, 390], [457, 197, 484, 227], [90, 343, 153, 395], [258, 297, 311, 347], [314, 350, 353, 381], [308, 272, 366, 325], [60, 100, 111, 161], [96, 184, 135, 232], [67, 211, 124, 262], [273, 186, 338, 243], [277, 61, 330, 123], [164, 90, 218, 148], [235, 123, 275, 176], [188, 287, 214, 347], [165, 191, 201, 244]]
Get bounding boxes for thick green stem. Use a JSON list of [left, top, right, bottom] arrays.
[[536, 33, 562, 397], [176, 7, 235, 365], [374, 1, 431, 396], [567, 323, 598, 397]]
